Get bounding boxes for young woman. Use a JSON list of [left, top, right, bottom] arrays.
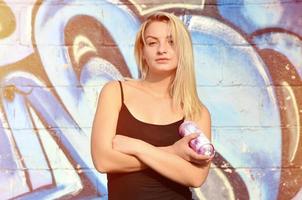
[[91, 11, 212, 200]]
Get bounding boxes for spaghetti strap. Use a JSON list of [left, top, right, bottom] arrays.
[[118, 80, 124, 103]]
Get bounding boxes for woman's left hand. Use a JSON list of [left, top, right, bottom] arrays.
[[172, 133, 212, 165], [113, 134, 142, 155]]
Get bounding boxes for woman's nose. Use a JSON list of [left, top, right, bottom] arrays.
[[157, 42, 168, 54]]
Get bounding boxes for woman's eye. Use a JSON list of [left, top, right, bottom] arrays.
[[168, 40, 174, 45], [148, 42, 156, 46]]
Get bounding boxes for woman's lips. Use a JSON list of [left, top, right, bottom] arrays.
[[155, 58, 170, 63]]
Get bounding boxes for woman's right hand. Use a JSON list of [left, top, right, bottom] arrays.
[[172, 133, 212, 165]]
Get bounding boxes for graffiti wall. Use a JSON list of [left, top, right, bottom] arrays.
[[0, 0, 301, 199]]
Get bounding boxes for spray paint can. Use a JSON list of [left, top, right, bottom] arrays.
[[179, 121, 215, 157]]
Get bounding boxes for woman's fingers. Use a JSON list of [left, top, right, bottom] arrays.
[[184, 133, 200, 141], [184, 139, 213, 165]]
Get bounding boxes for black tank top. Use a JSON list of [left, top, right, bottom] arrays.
[[107, 81, 192, 200]]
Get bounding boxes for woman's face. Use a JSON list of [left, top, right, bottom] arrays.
[[142, 21, 178, 76]]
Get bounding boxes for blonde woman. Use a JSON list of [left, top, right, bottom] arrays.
[[91, 11, 212, 200]]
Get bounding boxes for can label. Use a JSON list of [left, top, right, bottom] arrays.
[[179, 121, 215, 157]]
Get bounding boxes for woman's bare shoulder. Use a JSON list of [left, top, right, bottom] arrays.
[[98, 80, 123, 106], [101, 80, 120, 94], [201, 104, 211, 119], [189, 103, 211, 120]]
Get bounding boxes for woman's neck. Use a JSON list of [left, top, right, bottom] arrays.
[[140, 74, 174, 99]]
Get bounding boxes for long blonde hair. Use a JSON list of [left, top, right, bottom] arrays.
[[134, 12, 203, 120]]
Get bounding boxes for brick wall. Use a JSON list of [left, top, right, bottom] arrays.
[[0, 0, 301, 199]]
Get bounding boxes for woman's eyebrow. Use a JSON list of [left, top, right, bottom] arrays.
[[145, 35, 158, 40], [145, 35, 173, 40]]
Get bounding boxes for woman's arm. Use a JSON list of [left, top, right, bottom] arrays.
[[113, 107, 212, 188], [91, 81, 147, 173], [91, 80, 211, 175]]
